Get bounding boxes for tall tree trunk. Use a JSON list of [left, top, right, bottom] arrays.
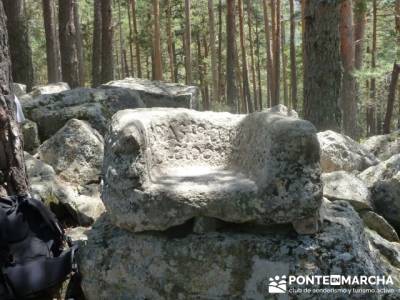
[[383, 63, 400, 133], [118, 0, 125, 78], [203, 34, 210, 107], [59, 0, 80, 88], [42, 0, 61, 83], [303, 0, 342, 131], [92, 0, 102, 86], [3, 0, 34, 91], [115, 44, 121, 79], [152, 0, 163, 80], [74, 0, 85, 86], [396, 0, 400, 34], [255, 12, 263, 109], [123, 49, 129, 77], [247, 2, 258, 111], [270, 1, 277, 105], [340, 0, 357, 138], [281, 18, 289, 107], [370, 0, 378, 134], [238, 0, 253, 113], [262, 0, 273, 107], [217, 0, 224, 101], [127, 0, 134, 76], [208, 0, 218, 105], [101, 0, 114, 83], [226, 0, 238, 113], [0, 1, 29, 196], [354, 0, 366, 70], [173, 40, 178, 82], [184, 0, 192, 84], [166, 0, 175, 81], [289, 0, 297, 110], [197, 33, 205, 107], [271, 0, 281, 106], [131, 0, 141, 77], [301, 0, 307, 112]]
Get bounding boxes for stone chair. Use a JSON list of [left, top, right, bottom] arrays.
[[102, 107, 323, 234]]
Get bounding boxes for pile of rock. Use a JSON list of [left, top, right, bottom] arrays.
[[77, 107, 392, 299], [317, 129, 400, 287], [18, 78, 200, 229], [16, 79, 400, 298], [20, 78, 199, 141]]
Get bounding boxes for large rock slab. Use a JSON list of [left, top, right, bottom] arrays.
[[317, 130, 379, 173], [359, 154, 400, 231], [362, 131, 400, 160], [103, 108, 322, 233], [29, 82, 70, 97], [21, 79, 199, 141], [39, 119, 104, 184], [25, 152, 105, 226], [322, 171, 371, 211], [79, 201, 389, 300], [21, 87, 143, 140], [102, 77, 200, 109]]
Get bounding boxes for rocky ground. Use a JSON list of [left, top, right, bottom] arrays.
[[15, 79, 400, 299]]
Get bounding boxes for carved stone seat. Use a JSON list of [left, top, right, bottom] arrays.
[[102, 107, 322, 234]]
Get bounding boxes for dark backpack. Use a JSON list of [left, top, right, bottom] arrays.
[[0, 194, 79, 299]]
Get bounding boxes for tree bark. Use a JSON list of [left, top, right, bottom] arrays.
[[289, 0, 298, 110], [203, 35, 210, 109], [92, 0, 102, 86], [3, 0, 34, 91], [262, 0, 273, 107], [0, 1, 29, 196], [247, 2, 258, 111], [255, 12, 263, 109], [42, 0, 62, 83], [396, 0, 400, 34], [127, 0, 134, 76], [340, 0, 357, 138], [301, 0, 307, 111], [74, 0, 85, 86], [354, 0, 366, 70], [383, 63, 400, 133], [184, 0, 192, 84], [208, 0, 218, 105], [226, 0, 238, 113], [217, 0, 224, 101], [238, 0, 252, 113], [370, 0, 378, 134], [303, 0, 342, 131], [131, 0, 141, 78], [59, 0, 80, 88], [152, 0, 163, 80], [281, 18, 289, 107], [166, 0, 175, 81], [271, 0, 281, 106], [101, 0, 114, 83], [118, 0, 126, 78]]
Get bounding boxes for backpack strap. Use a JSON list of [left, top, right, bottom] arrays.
[[2, 245, 78, 299]]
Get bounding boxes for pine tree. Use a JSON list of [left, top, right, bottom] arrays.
[[42, 0, 61, 83]]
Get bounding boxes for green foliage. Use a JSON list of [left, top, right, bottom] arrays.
[[24, 0, 399, 134]]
